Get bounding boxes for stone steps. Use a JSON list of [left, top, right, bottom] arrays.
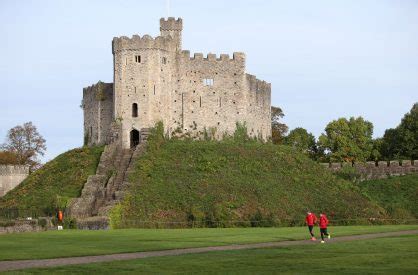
[[68, 130, 148, 229]]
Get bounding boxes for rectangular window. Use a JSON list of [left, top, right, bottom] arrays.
[[135, 55, 141, 63], [203, 78, 214, 86]]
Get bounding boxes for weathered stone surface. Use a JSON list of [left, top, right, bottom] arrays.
[[69, 138, 146, 222], [84, 18, 271, 149], [0, 165, 29, 197]]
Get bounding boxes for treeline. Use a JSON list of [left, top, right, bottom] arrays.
[[272, 103, 418, 163]]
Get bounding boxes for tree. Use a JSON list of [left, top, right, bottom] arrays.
[[369, 138, 383, 161], [380, 103, 418, 160], [318, 117, 373, 163], [1, 122, 46, 170], [271, 106, 288, 144], [0, 151, 20, 165], [284, 127, 319, 159]]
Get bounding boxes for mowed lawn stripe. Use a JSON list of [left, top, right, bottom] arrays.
[[1, 230, 417, 273], [0, 225, 417, 261]]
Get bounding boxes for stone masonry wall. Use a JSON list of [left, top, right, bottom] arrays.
[[83, 82, 114, 146], [322, 160, 418, 180], [85, 17, 271, 148], [0, 165, 29, 197]]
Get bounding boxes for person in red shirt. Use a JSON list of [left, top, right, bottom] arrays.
[[319, 213, 331, 243], [305, 212, 318, 240]]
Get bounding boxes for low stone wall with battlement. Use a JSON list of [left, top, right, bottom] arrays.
[[321, 160, 418, 181], [0, 165, 29, 197]]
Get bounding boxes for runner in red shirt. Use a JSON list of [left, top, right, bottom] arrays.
[[305, 212, 318, 240], [319, 213, 331, 243]]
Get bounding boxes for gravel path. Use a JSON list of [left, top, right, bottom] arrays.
[[1, 230, 417, 272]]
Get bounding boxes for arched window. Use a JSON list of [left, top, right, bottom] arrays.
[[132, 103, 138, 117]]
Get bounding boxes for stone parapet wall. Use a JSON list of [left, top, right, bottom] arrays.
[[0, 165, 29, 197], [321, 160, 418, 180]]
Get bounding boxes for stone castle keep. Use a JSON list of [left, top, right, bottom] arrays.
[[83, 18, 271, 148]]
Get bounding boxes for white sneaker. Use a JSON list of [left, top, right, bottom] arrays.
[[328, 234, 331, 239], [321, 240, 325, 243]]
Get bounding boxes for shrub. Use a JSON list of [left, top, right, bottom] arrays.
[[37, 218, 47, 228]]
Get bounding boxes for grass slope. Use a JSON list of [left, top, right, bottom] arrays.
[[357, 174, 418, 219], [111, 129, 386, 228], [18, 234, 418, 274], [0, 225, 416, 261], [0, 146, 104, 216]]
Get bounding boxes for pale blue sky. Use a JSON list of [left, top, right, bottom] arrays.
[[1, 0, 417, 161]]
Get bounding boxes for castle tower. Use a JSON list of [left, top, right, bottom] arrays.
[[160, 17, 183, 51]]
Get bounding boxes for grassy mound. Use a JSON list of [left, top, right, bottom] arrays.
[[0, 146, 104, 216], [111, 127, 386, 228], [357, 174, 418, 219]]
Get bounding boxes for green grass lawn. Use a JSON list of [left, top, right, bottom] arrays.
[[0, 225, 417, 261], [15, 234, 418, 274]]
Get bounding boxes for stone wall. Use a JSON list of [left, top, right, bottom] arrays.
[[85, 17, 271, 148], [83, 82, 114, 146], [0, 165, 29, 197], [321, 160, 418, 180]]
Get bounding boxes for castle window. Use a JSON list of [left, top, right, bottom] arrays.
[[203, 78, 214, 86], [162, 57, 167, 64], [135, 55, 141, 63], [132, 103, 138, 117]]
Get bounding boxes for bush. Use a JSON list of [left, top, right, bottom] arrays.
[[64, 218, 77, 229], [37, 218, 47, 228], [335, 165, 361, 182]]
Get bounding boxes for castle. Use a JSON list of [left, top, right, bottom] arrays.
[[83, 18, 271, 148]]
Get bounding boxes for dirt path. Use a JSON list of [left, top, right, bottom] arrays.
[[1, 230, 417, 272]]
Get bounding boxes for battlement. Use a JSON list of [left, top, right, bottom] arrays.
[[246, 74, 271, 93], [112, 34, 175, 53], [83, 82, 113, 94], [322, 160, 418, 181], [160, 17, 183, 31], [180, 51, 246, 62], [0, 165, 29, 176]]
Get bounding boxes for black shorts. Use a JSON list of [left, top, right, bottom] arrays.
[[320, 228, 328, 234], [308, 225, 314, 231]]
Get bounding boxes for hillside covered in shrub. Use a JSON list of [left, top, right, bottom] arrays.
[[357, 174, 418, 220], [111, 126, 387, 228], [0, 146, 104, 216]]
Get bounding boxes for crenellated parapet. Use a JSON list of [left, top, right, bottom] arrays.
[[322, 160, 418, 180], [160, 17, 183, 31], [112, 35, 175, 53], [179, 51, 246, 63], [246, 74, 271, 94]]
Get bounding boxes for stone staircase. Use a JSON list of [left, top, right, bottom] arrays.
[[68, 128, 150, 229]]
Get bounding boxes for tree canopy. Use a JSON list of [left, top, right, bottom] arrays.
[[271, 106, 288, 144], [1, 122, 46, 170], [380, 103, 418, 160], [284, 127, 319, 159], [318, 117, 373, 162]]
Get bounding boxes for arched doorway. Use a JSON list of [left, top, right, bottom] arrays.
[[130, 129, 140, 148]]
